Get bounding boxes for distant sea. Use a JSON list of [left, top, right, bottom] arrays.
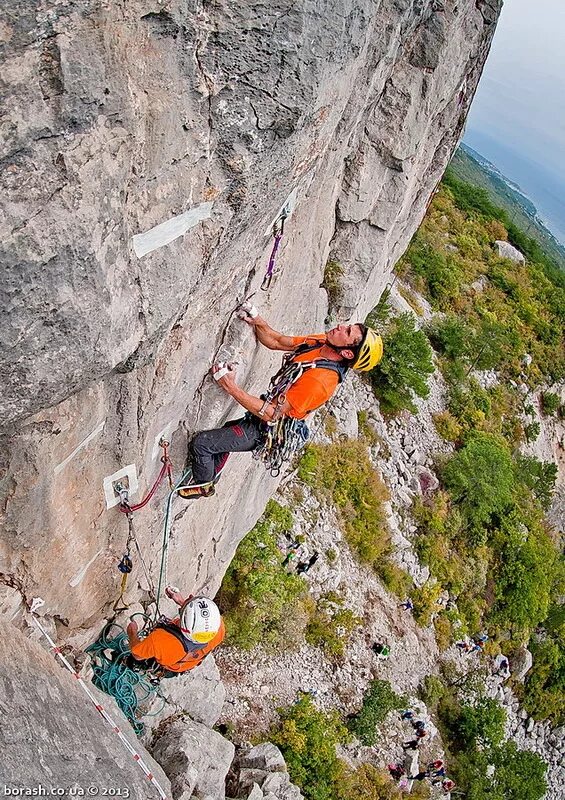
[[464, 129, 565, 246]]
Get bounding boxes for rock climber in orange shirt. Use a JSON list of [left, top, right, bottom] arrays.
[[126, 587, 225, 676], [179, 302, 383, 498]]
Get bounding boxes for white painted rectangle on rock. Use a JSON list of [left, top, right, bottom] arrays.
[[54, 420, 105, 475], [103, 464, 138, 510], [132, 201, 214, 258]]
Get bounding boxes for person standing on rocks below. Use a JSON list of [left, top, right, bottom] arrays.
[[126, 588, 225, 676], [296, 551, 319, 575], [179, 302, 383, 499]]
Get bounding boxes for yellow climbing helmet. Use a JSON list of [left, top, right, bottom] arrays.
[[352, 326, 383, 372]]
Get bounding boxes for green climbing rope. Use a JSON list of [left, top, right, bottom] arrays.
[[154, 467, 193, 622], [85, 618, 165, 735]]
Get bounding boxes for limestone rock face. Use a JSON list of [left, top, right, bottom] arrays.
[[1, 0, 501, 643], [0, 620, 171, 799]]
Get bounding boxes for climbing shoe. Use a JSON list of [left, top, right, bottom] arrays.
[[178, 482, 216, 500]]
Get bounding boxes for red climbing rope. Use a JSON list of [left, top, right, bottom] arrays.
[[119, 440, 173, 514]]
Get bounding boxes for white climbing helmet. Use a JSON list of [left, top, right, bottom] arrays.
[[180, 596, 221, 644]]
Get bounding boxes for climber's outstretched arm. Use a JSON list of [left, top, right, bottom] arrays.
[[214, 365, 291, 421], [253, 316, 295, 351], [239, 303, 294, 351]]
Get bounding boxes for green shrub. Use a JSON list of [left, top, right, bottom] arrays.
[[490, 518, 558, 630], [298, 441, 390, 567], [524, 421, 540, 443], [366, 285, 393, 327], [217, 501, 311, 649], [432, 410, 462, 442], [348, 680, 407, 746], [322, 260, 344, 312], [541, 391, 560, 415], [418, 675, 448, 711], [441, 432, 515, 536], [403, 233, 464, 307], [270, 695, 350, 800], [368, 312, 435, 415], [454, 741, 547, 800], [305, 595, 361, 659], [521, 635, 565, 724], [455, 697, 506, 749], [427, 315, 470, 359], [378, 561, 413, 598], [514, 455, 557, 511], [337, 764, 402, 800]]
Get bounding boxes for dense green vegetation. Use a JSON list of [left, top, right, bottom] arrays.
[[419, 674, 547, 800], [450, 145, 565, 273], [217, 500, 311, 650], [298, 439, 411, 596], [218, 500, 363, 656], [269, 694, 404, 800], [348, 679, 407, 746], [398, 174, 564, 722], [367, 311, 435, 415]]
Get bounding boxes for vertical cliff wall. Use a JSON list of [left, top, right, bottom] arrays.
[[1, 0, 501, 638]]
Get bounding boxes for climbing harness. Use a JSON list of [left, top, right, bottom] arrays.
[[253, 416, 310, 477], [253, 342, 349, 476], [261, 212, 287, 291], [28, 599, 170, 800], [113, 440, 173, 611]]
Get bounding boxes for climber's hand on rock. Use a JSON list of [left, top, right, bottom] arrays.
[[237, 301, 259, 325], [213, 362, 236, 393]]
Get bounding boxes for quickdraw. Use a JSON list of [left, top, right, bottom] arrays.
[[261, 212, 287, 291], [118, 439, 173, 514], [114, 440, 173, 612]]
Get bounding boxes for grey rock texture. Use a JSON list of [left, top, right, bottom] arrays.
[[0, 619, 171, 799], [1, 0, 501, 646], [511, 645, 534, 683], [227, 744, 303, 800], [495, 239, 526, 263], [150, 718, 235, 800]]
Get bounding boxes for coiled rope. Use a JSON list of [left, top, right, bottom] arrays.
[[86, 617, 166, 736]]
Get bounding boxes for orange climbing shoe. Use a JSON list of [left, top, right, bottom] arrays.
[[178, 482, 216, 500]]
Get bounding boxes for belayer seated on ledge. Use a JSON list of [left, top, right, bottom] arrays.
[[179, 302, 383, 498], [126, 588, 225, 677]]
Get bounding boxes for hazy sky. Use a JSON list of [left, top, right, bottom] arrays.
[[464, 0, 565, 243]]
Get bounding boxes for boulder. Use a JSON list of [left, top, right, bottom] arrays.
[[495, 240, 525, 263], [150, 718, 234, 800], [0, 620, 171, 799], [144, 654, 226, 735], [511, 646, 533, 682], [240, 743, 287, 773]]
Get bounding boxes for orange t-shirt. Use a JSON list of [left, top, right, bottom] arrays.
[[131, 619, 225, 673], [283, 335, 340, 419]]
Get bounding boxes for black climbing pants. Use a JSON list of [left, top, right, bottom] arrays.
[[190, 416, 266, 484]]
